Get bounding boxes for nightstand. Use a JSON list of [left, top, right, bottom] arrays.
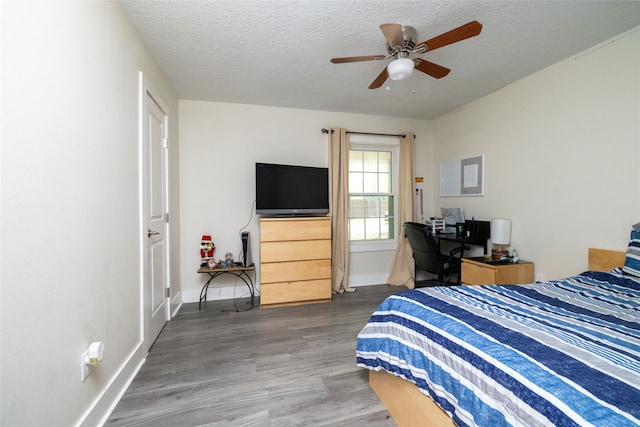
[[461, 257, 534, 285]]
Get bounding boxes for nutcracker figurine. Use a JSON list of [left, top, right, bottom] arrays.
[[200, 235, 215, 267]]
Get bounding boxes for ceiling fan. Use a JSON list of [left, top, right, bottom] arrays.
[[330, 21, 482, 89]]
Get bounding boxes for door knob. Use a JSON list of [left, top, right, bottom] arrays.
[[147, 229, 160, 238]]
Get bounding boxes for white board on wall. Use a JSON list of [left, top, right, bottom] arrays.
[[440, 155, 484, 197], [439, 160, 461, 196]]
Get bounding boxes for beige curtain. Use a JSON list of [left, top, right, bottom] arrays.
[[387, 132, 416, 288], [328, 128, 355, 293]]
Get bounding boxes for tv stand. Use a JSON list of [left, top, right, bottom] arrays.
[[259, 216, 332, 308]]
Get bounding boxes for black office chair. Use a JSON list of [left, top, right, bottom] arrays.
[[403, 222, 466, 285]]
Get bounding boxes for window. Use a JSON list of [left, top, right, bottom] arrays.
[[348, 147, 397, 244]]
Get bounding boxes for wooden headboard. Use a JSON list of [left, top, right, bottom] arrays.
[[588, 248, 626, 271]]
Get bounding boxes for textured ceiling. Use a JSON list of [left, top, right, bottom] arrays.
[[120, 1, 640, 120]]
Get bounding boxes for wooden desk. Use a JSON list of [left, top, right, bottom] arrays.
[[197, 265, 256, 310]]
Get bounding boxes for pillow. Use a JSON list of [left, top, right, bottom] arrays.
[[622, 229, 640, 277]]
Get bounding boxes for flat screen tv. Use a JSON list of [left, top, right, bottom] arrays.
[[255, 162, 329, 216]]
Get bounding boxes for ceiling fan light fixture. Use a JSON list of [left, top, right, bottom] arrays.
[[387, 57, 414, 81]]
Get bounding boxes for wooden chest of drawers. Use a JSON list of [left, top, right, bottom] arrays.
[[259, 217, 332, 308], [461, 257, 534, 285]]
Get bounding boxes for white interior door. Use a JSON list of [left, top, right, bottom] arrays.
[[142, 78, 170, 353]]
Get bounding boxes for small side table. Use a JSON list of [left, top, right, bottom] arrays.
[[461, 257, 534, 285], [197, 265, 256, 310]]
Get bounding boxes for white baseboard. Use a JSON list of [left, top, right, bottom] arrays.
[[350, 281, 389, 287], [348, 273, 389, 287], [181, 276, 388, 303], [76, 342, 146, 427], [182, 283, 258, 303], [171, 291, 183, 317]]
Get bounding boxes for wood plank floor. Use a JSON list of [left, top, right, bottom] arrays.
[[106, 284, 403, 426]]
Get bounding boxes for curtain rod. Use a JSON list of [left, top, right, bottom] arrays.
[[321, 128, 408, 139]]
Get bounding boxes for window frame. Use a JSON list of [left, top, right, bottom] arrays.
[[348, 136, 399, 253]]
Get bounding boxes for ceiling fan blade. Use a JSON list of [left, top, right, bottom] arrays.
[[331, 55, 385, 64], [414, 59, 450, 79], [368, 68, 389, 89], [380, 23, 404, 49], [416, 20, 482, 52]]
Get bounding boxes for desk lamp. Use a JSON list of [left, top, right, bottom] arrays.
[[490, 218, 511, 260]]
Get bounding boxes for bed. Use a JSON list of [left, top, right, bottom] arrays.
[[357, 248, 640, 426]]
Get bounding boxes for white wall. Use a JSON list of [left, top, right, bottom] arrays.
[[178, 101, 433, 299], [432, 27, 640, 280], [1, 2, 179, 425], [178, 27, 640, 296]]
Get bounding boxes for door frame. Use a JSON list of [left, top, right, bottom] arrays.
[[139, 71, 171, 355]]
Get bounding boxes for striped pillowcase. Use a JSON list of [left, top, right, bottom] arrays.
[[622, 230, 640, 277]]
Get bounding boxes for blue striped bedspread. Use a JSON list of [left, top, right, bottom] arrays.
[[356, 270, 640, 427]]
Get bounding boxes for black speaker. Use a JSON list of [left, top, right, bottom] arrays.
[[241, 231, 252, 267]]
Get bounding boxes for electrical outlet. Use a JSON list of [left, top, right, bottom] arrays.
[[81, 351, 90, 382], [535, 273, 544, 282]]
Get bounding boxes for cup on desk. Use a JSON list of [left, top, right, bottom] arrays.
[[455, 222, 465, 238]]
